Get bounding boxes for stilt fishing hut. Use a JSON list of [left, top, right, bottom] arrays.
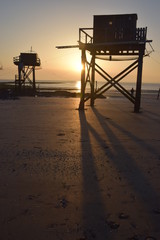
[[56, 14, 152, 112], [13, 51, 41, 94]]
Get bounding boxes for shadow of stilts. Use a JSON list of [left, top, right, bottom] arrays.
[[90, 107, 160, 231], [143, 110, 160, 124], [79, 110, 108, 240]]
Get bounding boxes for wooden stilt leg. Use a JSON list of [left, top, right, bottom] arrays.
[[134, 51, 143, 113], [91, 54, 95, 106], [18, 64, 22, 92], [33, 67, 36, 94], [79, 49, 86, 110]]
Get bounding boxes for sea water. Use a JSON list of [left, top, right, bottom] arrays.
[[0, 79, 159, 94], [36, 80, 160, 94]]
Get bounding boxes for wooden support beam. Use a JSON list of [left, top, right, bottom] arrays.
[[18, 64, 22, 91], [79, 49, 86, 110], [83, 59, 138, 104], [56, 45, 79, 49], [134, 50, 144, 112], [85, 61, 92, 83], [33, 67, 36, 93], [91, 54, 95, 106], [21, 67, 33, 85]]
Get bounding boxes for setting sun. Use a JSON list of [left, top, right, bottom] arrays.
[[74, 61, 83, 72], [76, 80, 81, 90], [69, 53, 84, 73]]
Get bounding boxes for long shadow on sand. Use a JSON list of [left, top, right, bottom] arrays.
[[90, 107, 160, 232], [143, 109, 160, 124], [79, 110, 108, 240]]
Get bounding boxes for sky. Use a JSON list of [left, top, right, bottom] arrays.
[[0, 0, 160, 83]]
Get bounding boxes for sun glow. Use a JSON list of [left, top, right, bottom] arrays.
[[76, 80, 81, 90], [74, 62, 83, 72]]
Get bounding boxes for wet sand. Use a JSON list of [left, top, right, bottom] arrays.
[[0, 95, 160, 240]]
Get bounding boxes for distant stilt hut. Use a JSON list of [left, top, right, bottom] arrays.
[[13, 51, 41, 94]]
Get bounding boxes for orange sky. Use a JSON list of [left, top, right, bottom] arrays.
[[0, 0, 160, 83]]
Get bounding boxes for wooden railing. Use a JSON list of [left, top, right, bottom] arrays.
[[13, 56, 20, 64], [79, 28, 93, 44], [13, 56, 41, 66], [135, 27, 147, 41], [79, 27, 147, 44]]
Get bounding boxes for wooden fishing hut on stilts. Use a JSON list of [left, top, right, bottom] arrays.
[[13, 51, 41, 94], [57, 14, 152, 112]]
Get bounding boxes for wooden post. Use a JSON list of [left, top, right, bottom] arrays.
[[18, 63, 22, 92], [134, 50, 144, 113], [79, 49, 86, 110], [90, 54, 95, 106], [157, 88, 160, 100], [33, 66, 36, 94]]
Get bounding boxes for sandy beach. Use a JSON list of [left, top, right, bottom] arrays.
[[0, 94, 160, 240]]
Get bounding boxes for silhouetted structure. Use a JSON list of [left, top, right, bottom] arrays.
[[13, 52, 41, 94], [157, 88, 160, 100], [57, 14, 152, 112]]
